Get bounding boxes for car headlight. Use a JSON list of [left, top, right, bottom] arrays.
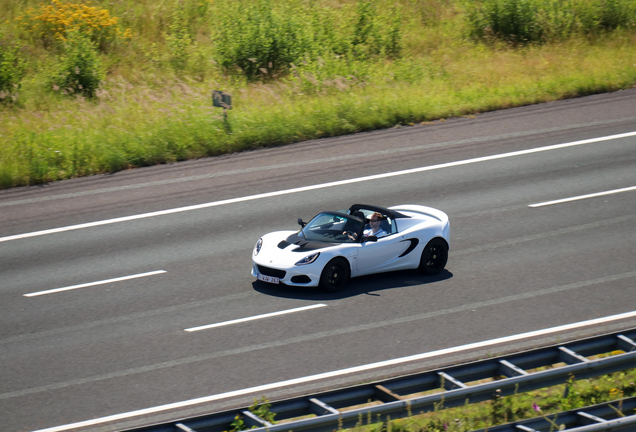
[[295, 252, 320, 266], [254, 238, 263, 256]]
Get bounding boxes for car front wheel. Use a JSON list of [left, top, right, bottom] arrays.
[[319, 258, 350, 292], [419, 238, 448, 275]]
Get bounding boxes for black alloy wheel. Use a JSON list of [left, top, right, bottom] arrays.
[[419, 238, 448, 275], [319, 258, 350, 292]]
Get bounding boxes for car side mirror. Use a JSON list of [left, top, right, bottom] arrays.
[[298, 218, 306, 228], [363, 235, 377, 243]]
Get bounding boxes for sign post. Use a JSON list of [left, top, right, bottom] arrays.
[[212, 90, 232, 133]]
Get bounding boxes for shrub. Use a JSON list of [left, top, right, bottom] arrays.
[[352, 0, 402, 58], [210, 0, 319, 80], [465, 0, 636, 44], [210, 0, 402, 80], [466, 0, 542, 44], [574, 0, 636, 34], [17, 0, 131, 51], [0, 35, 27, 102], [48, 31, 104, 98]]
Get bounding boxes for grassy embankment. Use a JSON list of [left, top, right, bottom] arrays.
[[1, 0, 636, 189]]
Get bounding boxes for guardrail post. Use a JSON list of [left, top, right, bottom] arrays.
[[374, 385, 402, 402], [241, 410, 272, 429], [439, 372, 467, 390], [515, 425, 538, 431], [577, 411, 606, 426], [558, 346, 589, 364], [617, 334, 636, 352], [499, 359, 528, 377], [309, 398, 339, 416]]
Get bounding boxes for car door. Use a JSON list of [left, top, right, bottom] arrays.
[[356, 234, 409, 274]]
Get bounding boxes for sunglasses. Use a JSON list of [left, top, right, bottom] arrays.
[[370, 219, 381, 222]]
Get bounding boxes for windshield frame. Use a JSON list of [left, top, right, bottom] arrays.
[[300, 211, 364, 244]]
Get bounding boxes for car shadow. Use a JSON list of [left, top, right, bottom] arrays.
[[252, 269, 453, 300]]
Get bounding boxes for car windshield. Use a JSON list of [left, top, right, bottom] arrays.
[[301, 212, 362, 243]]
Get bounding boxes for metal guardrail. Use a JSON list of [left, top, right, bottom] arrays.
[[122, 329, 636, 432]]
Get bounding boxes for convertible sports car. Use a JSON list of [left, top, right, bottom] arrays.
[[252, 204, 450, 292]]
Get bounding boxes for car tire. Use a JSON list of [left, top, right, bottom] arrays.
[[419, 238, 448, 275], [319, 258, 350, 292]]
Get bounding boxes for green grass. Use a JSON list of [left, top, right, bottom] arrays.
[[1, 0, 636, 189], [313, 368, 636, 432]]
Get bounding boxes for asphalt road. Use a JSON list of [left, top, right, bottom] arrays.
[[1, 90, 636, 432]]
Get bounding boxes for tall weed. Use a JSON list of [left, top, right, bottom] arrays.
[[166, 3, 195, 71], [0, 34, 27, 102]]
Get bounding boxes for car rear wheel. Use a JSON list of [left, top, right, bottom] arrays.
[[419, 238, 448, 275], [319, 258, 350, 292]]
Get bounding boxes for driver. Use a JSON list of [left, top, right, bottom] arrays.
[[363, 212, 387, 238], [344, 212, 387, 240]]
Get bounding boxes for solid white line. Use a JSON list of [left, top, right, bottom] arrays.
[[32, 309, 636, 432], [23, 271, 167, 297], [529, 186, 636, 207], [184, 304, 327, 332], [4, 131, 636, 244]]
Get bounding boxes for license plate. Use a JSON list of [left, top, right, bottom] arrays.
[[258, 274, 279, 284]]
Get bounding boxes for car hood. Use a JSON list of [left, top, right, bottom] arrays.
[[255, 231, 341, 265], [275, 232, 341, 252]]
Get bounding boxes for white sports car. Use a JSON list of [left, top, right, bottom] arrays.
[[252, 204, 450, 292]]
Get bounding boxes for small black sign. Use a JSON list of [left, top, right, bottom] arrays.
[[212, 90, 232, 109]]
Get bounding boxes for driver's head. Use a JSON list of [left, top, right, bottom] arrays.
[[369, 212, 382, 225]]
